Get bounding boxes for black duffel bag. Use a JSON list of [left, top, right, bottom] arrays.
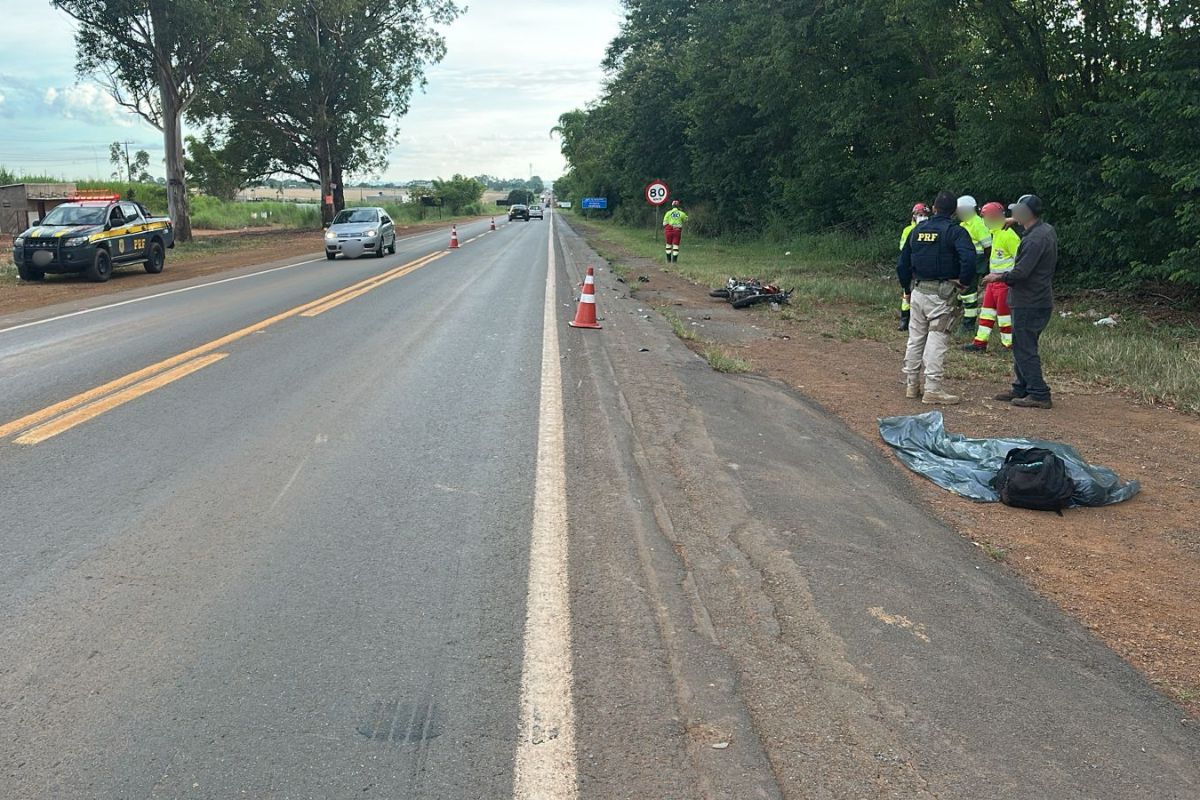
[[993, 447, 1076, 514]]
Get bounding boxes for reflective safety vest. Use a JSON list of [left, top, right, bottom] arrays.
[[900, 222, 917, 251], [988, 226, 1021, 273], [960, 214, 992, 255], [663, 208, 688, 227]]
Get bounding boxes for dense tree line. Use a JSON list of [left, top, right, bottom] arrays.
[[555, 1, 1200, 290]]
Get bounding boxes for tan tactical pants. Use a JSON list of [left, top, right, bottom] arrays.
[[903, 285, 962, 392]]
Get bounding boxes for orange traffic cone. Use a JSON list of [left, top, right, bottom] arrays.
[[490, 217, 496, 231], [569, 266, 602, 329], [449, 225, 460, 249]]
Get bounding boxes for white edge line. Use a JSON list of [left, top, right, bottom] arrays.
[[513, 212, 578, 798], [0, 225, 465, 337]]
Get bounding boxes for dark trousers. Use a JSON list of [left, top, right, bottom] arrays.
[[1011, 306, 1052, 400]]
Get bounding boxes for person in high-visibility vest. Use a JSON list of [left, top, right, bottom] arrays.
[[898, 202, 930, 330], [955, 195, 992, 332], [964, 201, 1021, 351], [662, 200, 688, 263]]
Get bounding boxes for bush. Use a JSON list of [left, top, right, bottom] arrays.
[[189, 196, 320, 229]]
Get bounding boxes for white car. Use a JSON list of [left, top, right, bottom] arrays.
[[324, 207, 396, 260]]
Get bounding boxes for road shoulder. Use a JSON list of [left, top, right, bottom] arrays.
[[555, 216, 1200, 798]]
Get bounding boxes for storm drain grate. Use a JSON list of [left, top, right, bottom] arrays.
[[357, 699, 443, 744]]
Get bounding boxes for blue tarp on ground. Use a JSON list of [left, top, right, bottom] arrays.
[[878, 411, 1140, 507]]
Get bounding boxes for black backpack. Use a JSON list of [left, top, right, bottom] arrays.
[[993, 447, 1076, 513]]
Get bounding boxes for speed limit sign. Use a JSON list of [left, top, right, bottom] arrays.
[[645, 180, 669, 206]]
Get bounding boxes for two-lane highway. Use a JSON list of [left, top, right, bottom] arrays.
[[0, 215, 566, 798], [5, 210, 1200, 800]]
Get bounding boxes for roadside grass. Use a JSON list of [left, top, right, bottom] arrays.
[[975, 541, 1009, 562], [575, 217, 1200, 414], [659, 304, 750, 372], [191, 197, 320, 230], [701, 346, 752, 373], [659, 306, 698, 341], [190, 197, 485, 231]]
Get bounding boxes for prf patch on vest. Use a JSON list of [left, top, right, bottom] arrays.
[[916, 232, 939, 242]]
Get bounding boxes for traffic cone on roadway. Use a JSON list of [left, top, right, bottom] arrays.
[[568, 266, 602, 329], [490, 217, 496, 231], [449, 225, 460, 249]]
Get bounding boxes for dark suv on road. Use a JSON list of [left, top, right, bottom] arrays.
[[508, 204, 529, 221], [12, 196, 174, 282]]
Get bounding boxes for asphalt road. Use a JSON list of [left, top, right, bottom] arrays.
[[2, 212, 1198, 799]]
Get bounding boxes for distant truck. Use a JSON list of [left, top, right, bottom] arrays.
[[11, 193, 174, 282]]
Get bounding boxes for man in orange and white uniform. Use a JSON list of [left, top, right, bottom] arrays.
[[964, 201, 1021, 351]]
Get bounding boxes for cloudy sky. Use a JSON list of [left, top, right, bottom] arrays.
[[0, 0, 623, 184]]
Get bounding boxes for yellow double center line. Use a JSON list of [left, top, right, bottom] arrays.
[[1, 250, 448, 446]]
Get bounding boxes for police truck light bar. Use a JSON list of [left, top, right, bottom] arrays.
[[68, 191, 121, 202]]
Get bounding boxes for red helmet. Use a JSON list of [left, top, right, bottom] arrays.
[[980, 201, 1005, 217], [671, 199, 680, 207], [911, 202, 930, 217]]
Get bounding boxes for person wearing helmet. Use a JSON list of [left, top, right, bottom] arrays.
[[964, 202, 1022, 352], [662, 199, 688, 263], [955, 195, 993, 333], [897, 202, 930, 330]]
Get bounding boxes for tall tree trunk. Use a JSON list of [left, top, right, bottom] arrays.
[[332, 161, 346, 212], [316, 137, 333, 227], [157, 70, 192, 242]]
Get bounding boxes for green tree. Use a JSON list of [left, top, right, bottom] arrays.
[[109, 142, 153, 183], [185, 134, 253, 200], [53, 0, 251, 242], [506, 188, 534, 205], [198, 0, 458, 224], [434, 174, 485, 212], [556, 0, 1200, 289]]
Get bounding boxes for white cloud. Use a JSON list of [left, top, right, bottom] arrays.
[[43, 84, 136, 127], [0, 0, 623, 182], [0, 91, 6, 105]]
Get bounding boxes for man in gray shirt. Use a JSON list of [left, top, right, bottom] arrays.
[[982, 194, 1056, 408]]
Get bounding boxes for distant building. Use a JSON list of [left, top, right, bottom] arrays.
[[0, 183, 78, 235]]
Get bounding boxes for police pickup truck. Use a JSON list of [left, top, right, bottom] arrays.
[[11, 194, 174, 282]]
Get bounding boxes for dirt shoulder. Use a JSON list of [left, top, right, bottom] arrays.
[[575, 221, 1200, 715]]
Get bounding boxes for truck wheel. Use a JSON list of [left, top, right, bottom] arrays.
[[16, 263, 45, 282], [85, 248, 113, 282], [144, 241, 165, 274]]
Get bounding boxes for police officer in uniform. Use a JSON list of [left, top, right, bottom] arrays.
[[897, 191, 978, 405]]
